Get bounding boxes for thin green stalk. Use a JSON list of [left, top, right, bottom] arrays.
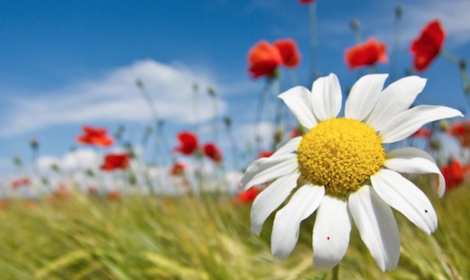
[[390, 6, 403, 83], [254, 81, 272, 155], [309, 1, 318, 83], [331, 264, 340, 280]]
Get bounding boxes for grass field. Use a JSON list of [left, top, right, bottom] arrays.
[[0, 178, 468, 280]]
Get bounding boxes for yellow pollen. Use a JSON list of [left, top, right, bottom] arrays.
[[297, 118, 385, 197]]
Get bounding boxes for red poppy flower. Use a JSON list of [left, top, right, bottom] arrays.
[[108, 190, 121, 201], [101, 153, 129, 171], [247, 40, 283, 79], [239, 187, 261, 203], [174, 131, 199, 155], [411, 127, 432, 139], [448, 121, 470, 147], [87, 186, 98, 194], [203, 143, 223, 163], [77, 126, 114, 147], [11, 177, 31, 189], [273, 39, 301, 68], [441, 159, 465, 191], [410, 20, 445, 72], [345, 38, 388, 70], [170, 162, 185, 176], [298, 0, 315, 3], [258, 150, 274, 158]]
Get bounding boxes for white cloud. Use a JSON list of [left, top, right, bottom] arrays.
[[1, 60, 226, 137]]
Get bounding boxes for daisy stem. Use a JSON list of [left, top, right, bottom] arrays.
[[309, 1, 318, 83], [331, 264, 340, 280]]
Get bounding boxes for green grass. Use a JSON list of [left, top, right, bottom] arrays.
[[0, 180, 469, 280]]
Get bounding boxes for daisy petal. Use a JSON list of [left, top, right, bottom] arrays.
[[272, 136, 302, 157], [271, 184, 325, 259], [379, 105, 463, 143], [311, 73, 342, 121], [371, 169, 438, 234], [279, 87, 318, 129], [251, 172, 300, 235], [240, 154, 298, 191], [345, 74, 388, 121], [313, 195, 351, 270], [386, 147, 445, 197], [366, 76, 427, 130], [349, 185, 400, 272]]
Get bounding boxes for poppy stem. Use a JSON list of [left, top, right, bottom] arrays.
[[309, 1, 318, 83], [225, 116, 240, 171], [331, 264, 340, 280], [208, 87, 219, 143], [254, 80, 272, 155], [390, 6, 403, 83]]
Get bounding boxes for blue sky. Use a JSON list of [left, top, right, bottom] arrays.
[[1, 0, 469, 175]]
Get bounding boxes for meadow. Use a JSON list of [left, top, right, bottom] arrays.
[[0, 176, 468, 280]]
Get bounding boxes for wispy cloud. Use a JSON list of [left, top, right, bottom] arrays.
[[1, 60, 227, 137]]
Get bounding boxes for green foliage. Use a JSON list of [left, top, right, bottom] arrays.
[[0, 181, 468, 280]]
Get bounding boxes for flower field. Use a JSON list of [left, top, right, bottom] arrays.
[[2, 1, 470, 279]]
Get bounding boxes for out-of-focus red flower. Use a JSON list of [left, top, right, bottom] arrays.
[[345, 38, 388, 70], [441, 159, 466, 191], [203, 143, 223, 163], [239, 187, 261, 203], [298, 0, 315, 3], [411, 127, 432, 139], [55, 183, 70, 198], [108, 190, 121, 201], [101, 153, 129, 171], [11, 177, 31, 189], [174, 131, 199, 155], [248, 40, 283, 79], [290, 126, 305, 138], [259, 151, 274, 158], [170, 162, 186, 176], [273, 39, 301, 68], [77, 126, 114, 147], [87, 185, 98, 194], [448, 121, 470, 147], [0, 200, 9, 210], [410, 20, 445, 72]]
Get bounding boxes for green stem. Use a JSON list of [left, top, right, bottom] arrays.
[[309, 1, 318, 83], [254, 81, 272, 155], [390, 7, 402, 83], [331, 264, 340, 280]]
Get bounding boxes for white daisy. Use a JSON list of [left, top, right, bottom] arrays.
[[240, 73, 463, 271]]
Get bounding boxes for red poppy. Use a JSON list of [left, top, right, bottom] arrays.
[[411, 127, 432, 139], [410, 20, 445, 72], [11, 177, 31, 189], [174, 131, 199, 155], [273, 39, 301, 68], [170, 162, 185, 176], [108, 190, 121, 201], [259, 150, 274, 158], [53, 183, 70, 198], [448, 121, 470, 147], [441, 159, 465, 191], [101, 153, 129, 171], [247, 40, 283, 79], [87, 186, 98, 194], [203, 143, 223, 163], [77, 126, 114, 147], [345, 38, 388, 70], [298, 0, 315, 3], [239, 187, 261, 203]]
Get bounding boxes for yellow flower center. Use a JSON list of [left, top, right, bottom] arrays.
[[297, 118, 385, 197]]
